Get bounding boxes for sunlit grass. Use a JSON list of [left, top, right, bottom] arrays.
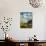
[[20, 22, 32, 28]]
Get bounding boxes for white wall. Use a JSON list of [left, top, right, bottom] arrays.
[[0, 0, 46, 40]]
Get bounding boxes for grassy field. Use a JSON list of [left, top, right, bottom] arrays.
[[20, 22, 32, 28]]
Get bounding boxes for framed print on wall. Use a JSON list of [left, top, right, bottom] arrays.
[[20, 12, 32, 28]]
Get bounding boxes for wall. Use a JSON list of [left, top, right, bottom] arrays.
[[0, 0, 46, 40]]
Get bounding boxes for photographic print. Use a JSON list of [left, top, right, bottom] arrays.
[[20, 12, 32, 28]]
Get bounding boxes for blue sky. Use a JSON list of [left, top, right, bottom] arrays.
[[20, 12, 32, 23]]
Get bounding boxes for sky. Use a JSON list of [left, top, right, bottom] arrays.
[[20, 12, 32, 23]]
